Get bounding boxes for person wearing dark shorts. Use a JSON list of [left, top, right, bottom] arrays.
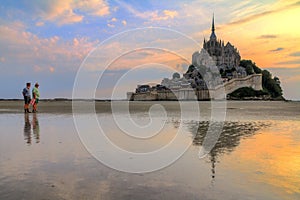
[[22, 82, 31, 113]]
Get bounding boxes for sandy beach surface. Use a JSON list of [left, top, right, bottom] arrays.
[[0, 100, 299, 199], [0, 100, 299, 119]]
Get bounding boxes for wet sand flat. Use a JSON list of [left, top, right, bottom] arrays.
[[0, 101, 300, 199], [0, 100, 299, 119]]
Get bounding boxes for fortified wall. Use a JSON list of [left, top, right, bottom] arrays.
[[212, 74, 262, 99], [127, 74, 262, 101]]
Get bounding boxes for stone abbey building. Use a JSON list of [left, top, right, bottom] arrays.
[[193, 15, 241, 70], [127, 15, 262, 100]]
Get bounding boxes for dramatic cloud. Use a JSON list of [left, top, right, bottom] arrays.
[[270, 47, 284, 52], [108, 17, 117, 22], [151, 10, 178, 21], [0, 22, 98, 73], [76, 0, 110, 16], [21, 0, 110, 25], [230, 1, 271, 21], [276, 59, 300, 65], [55, 11, 83, 25], [257, 35, 278, 39], [115, 0, 178, 21], [289, 52, 300, 57], [107, 23, 115, 28], [163, 10, 178, 19], [35, 21, 44, 26], [227, 1, 300, 26]]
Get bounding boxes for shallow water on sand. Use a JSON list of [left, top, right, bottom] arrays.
[[0, 101, 299, 199]]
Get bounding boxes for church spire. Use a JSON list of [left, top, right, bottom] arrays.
[[212, 13, 215, 32], [210, 14, 217, 40]]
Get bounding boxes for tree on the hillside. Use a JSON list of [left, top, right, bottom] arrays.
[[233, 60, 283, 98], [240, 60, 262, 74], [262, 70, 283, 98], [274, 76, 280, 85], [187, 65, 195, 73]]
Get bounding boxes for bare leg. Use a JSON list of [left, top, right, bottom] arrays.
[[33, 103, 37, 112]]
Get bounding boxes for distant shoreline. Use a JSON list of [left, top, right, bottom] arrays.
[[0, 98, 293, 102], [0, 98, 113, 102]]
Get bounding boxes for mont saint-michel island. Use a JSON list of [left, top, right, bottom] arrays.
[[127, 16, 284, 101], [1, 1, 300, 200]]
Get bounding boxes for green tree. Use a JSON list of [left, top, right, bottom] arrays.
[[245, 65, 254, 75], [274, 76, 280, 85], [229, 87, 269, 98], [262, 70, 283, 98], [232, 60, 283, 98], [187, 65, 195, 73], [240, 60, 262, 74]]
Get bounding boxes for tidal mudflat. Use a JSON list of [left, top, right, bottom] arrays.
[[0, 101, 299, 199]]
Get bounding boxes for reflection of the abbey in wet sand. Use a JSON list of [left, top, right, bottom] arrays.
[[23, 113, 40, 145], [186, 121, 269, 181]]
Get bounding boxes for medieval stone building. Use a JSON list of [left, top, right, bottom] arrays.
[[193, 15, 241, 70], [128, 16, 263, 100]]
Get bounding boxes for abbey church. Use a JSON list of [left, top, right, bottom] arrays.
[[193, 15, 241, 70]]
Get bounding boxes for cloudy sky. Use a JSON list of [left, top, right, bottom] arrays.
[[0, 0, 299, 100]]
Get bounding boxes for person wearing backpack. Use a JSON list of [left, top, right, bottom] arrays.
[[22, 82, 31, 113]]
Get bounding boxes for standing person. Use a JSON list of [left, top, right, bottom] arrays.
[[22, 82, 31, 113], [32, 82, 40, 113]]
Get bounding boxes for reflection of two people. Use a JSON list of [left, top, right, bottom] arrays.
[[24, 113, 40, 145]]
